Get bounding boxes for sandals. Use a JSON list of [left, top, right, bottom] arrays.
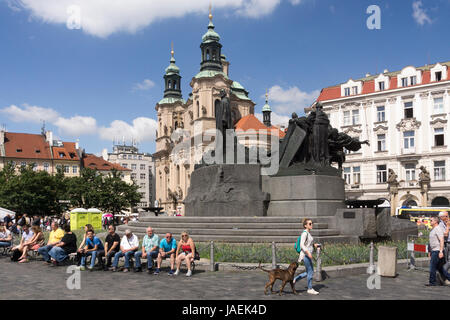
[[19, 259, 29, 263]]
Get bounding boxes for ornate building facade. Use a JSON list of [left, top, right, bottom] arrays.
[[307, 61, 450, 214], [153, 13, 276, 214]]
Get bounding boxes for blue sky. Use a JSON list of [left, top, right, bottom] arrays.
[[0, 0, 448, 155]]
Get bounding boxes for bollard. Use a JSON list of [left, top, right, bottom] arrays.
[[210, 241, 215, 272], [409, 239, 416, 270], [314, 247, 323, 282], [367, 241, 376, 274], [271, 241, 277, 269]]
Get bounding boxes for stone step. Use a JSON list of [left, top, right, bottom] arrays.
[[137, 216, 334, 224], [126, 222, 330, 230], [118, 226, 340, 237], [115, 231, 358, 244]]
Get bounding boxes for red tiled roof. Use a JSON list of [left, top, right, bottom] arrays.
[[235, 114, 286, 138], [3, 132, 52, 160], [82, 153, 130, 172], [52, 142, 80, 161], [316, 63, 449, 103]]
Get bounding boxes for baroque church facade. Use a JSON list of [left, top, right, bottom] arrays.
[[153, 13, 270, 214]]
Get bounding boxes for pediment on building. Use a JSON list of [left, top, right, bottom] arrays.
[[430, 117, 447, 127], [342, 126, 362, 135], [373, 124, 389, 132], [396, 118, 421, 131]]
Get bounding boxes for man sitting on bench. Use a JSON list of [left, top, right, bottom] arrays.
[[111, 229, 139, 273], [154, 232, 176, 275]]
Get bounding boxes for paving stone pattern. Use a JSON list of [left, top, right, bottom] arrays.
[[0, 256, 448, 300]]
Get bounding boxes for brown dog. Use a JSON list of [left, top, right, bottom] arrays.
[[259, 262, 299, 295]]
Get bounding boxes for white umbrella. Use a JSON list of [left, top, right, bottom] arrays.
[[70, 208, 88, 213], [0, 207, 15, 221]]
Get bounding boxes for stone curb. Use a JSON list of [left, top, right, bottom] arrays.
[[191, 257, 430, 279]]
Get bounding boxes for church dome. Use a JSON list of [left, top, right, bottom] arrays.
[[165, 56, 180, 75], [202, 21, 220, 43]]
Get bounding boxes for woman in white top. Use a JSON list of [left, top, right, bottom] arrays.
[[293, 218, 319, 295]]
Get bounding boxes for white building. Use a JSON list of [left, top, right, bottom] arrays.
[[104, 143, 156, 209], [307, 61, 450, 210]]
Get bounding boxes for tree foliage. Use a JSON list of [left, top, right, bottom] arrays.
[[0, 164, 141, 216]]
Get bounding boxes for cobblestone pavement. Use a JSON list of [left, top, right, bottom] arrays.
[[1, 256, 449, 300]]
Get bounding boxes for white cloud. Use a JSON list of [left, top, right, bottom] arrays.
[[255, 112, 290, 128], [99, 117, 157, 143], [289, 0, 302, 5], [412, 1, 432, 26], [132, 79, 155, 91], [0, 104, 60, 123], [12, 0, 289, 38], [263, 85, 320, 116], [54, 115, 97, 136]]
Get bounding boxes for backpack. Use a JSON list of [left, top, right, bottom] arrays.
[[11, 249, 22, 262], [294, 231, 308, 253]]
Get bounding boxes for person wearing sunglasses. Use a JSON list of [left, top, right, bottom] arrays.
[[174, 232, 196, 277], [154, 232, 176, 275], [293, 218, 320, 295]]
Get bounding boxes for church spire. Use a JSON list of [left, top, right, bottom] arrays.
[[200, 4, 222, 72], [262, 89, 272, 127], [162, 43, 182, 101]]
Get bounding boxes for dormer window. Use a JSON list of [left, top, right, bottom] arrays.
[[59, 152, 65, 158], [410, 76, 417, 86], [435, 72, 442, 81], [378, 82, 385, 91], [344, 88, 350, 96], [35, 149, 41, 154], [16, 148, 22, 152], [352, 86, 358, 95]]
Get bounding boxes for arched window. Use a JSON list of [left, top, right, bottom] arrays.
[[168, 80, 172, 89], [206, 49, 210, 60], [177, 165, 180, 185], [214, 99, 220, 118], [197, 101, 200, 118], [431, 197, 450, 207]]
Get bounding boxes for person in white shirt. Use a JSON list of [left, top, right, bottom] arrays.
[[0, 223, 13, 249], [293, 218, 320, 295], [11, 224, 34, 257], [111, 229, 139, 272]]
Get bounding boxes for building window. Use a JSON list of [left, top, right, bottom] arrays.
[[72, 166, 78, 174], [378, 82, 385, 91], [405, 164, 416, 181], [352, 86, 358, 95], [32, 163, 38, 172], [140, 183, 146, 189], [343, 111, 351, 126], [344, 88, 350, 96], [377, 134, 386, 151], [434, 161, 445, 181], [435, 72, 442, 82], [140, 173, 146, 180], [376, 165, 387, 183], [44, 163, 50, 172], [352, 110, 360, 125], [138, 155, 143, 160], [403, 131, 415, 150], [404, 102, 413, 119], [140, 164, 146, 170], [410, 76, 417, 86], [433, 98, 444, 114], [377, 106, 385, 122], [122, 163, 128, 168], [434, 128, 445, 146], [131, 173, 137, 180], [352, 166, 361, 185], [343, 167, 351, 185], [401, 77, 408, 87], [64, 165, 70, 173], [131, 164, 137, 170]]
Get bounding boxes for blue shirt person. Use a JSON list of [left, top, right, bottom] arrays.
[[80, 230, 105, 270], [154, 233, 177, 275]]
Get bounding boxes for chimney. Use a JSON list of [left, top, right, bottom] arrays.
[[45, 131, 53, 146], [383, 69, 389, 74], [365, 73, 371, 77]]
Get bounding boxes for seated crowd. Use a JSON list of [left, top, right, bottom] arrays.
[[5, 220, 197, 277]]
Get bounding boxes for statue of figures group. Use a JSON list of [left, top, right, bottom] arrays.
[[279, 102, 369, 169]]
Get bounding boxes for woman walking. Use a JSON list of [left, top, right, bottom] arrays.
[[293, 218, 319, 295]]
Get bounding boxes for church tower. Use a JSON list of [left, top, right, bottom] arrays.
[[262, 90, 272, 127], [163, 44, 183, 102], [200, 6, 223, 72]]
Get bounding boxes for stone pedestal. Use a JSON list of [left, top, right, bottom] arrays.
[[184, 164, 269, 217], [262, 175, 345, 217], [377, 246, 398, 277]]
